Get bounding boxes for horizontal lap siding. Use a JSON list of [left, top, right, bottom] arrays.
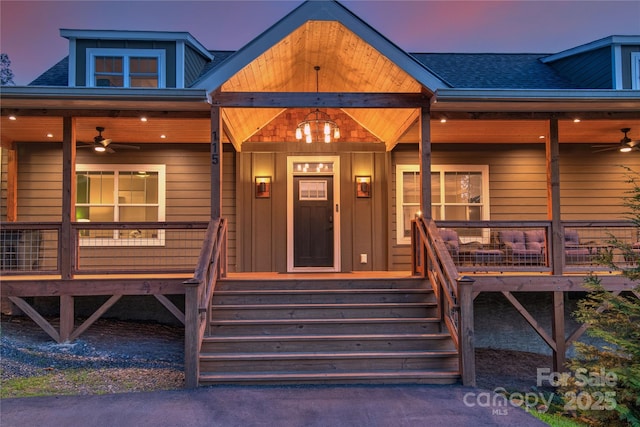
[[389, 143, 638, 270], [559, 144, 640, 220], [13, 143, 238, 272]]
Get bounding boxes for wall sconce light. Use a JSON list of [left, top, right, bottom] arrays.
[[356, 176, 371, 198], [255, 176, 271, 198]]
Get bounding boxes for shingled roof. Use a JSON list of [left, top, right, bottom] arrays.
[[29, 50, 581, 90], [411, 53, 580, 89]]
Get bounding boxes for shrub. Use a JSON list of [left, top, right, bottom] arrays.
[[564, 167, 640, 426]]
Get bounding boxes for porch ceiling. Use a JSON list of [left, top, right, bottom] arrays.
[[219, 20, 424, 148], [3, 116, 640, 149]]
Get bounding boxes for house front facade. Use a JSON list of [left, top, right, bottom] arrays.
[[2, 0, 640, 386]]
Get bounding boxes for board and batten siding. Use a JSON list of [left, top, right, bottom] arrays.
[[9, 142, 237, 272], [237, 149, 388, 273], [389, 143, 640, 270]]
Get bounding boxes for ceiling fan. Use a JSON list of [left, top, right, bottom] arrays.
[[78, 127, 140, 153], [592, 128, 639, 153]]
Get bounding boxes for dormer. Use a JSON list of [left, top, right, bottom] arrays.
[[540, 35, 640, 89], [60, 29, 214, 88]]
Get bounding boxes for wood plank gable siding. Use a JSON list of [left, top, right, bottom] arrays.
[[547, 46, 613, 89], [9, 143, 238, 272], [74, 40, 177, 87], [389, 143, 640, 271]]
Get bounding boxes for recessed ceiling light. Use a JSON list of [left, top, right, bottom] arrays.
[[8, 115, 17, 121], [539, 135, 545, 139], [46, 133, 54, 138], [573, 118, 581, 123], [440, 118, 447, 123], [160, 134, 166, 139], [140, 117, 147, 122]]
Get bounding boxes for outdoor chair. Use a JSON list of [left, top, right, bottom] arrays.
[[439, 229, 460, 263], [439, 228, 500, 265], [498, 229, 545, 265], [564, 229, 594, 264]]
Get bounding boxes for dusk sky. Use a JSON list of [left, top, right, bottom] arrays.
[[1, 0, 639, 86]]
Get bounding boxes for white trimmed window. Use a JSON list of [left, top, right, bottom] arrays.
[[396, 164, 490, 244], [87, 48, 165, 88], [632, 52, 640, 90], [75, 164, 166, 246]]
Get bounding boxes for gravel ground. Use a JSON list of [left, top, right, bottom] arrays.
[[1, 315, 552, 397], [0, 315, 185, 396]]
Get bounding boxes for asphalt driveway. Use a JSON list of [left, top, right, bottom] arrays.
[[1, 384, 548, 427]]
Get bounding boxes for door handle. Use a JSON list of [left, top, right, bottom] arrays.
[[329, 215, 333, 223]]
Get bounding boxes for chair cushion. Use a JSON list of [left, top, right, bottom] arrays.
[[499, 230, 525, 250], [564, 229, 581, 246], [524, 230, 545, 252], [439, 229, 459, 254]]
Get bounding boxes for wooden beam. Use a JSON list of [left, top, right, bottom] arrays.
[[552, 291, 566, 372], [547, 118, 564, 274], [420, 107, 432, 219], [8, 296, 61, 342], [59, 295, 75, 342], [61, 117, 76, 279], [458, 276, 476, 386], [0, 278, 187, 297], [211, 106, 222, 219], [154, 294, 185, 325], [70, 295, 122, 341], [472, 275, 636, 292], [501, 291, 557, 351], [210, 92, 431, 109]]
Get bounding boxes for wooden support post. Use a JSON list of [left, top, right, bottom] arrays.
[[59, 295, 74, 342], [210, 106, 222, 220], [419, 107, 432, 219], [61, 116, 76, 279], [184, 278, 200, 389], [552, 291, 567, 372], [457, 276, 476, 386], [6, 143, 17, 222], [546, 118, 563, 274]]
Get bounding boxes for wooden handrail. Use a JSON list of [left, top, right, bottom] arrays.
[[184, 218, 227, 389], [412, 217, 476, 386]]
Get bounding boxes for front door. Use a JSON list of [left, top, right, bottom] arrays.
[[287, 156, 340, 272], [293, 176, 334, 267]]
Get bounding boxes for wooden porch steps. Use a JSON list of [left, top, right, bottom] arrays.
[[198, 277, 460, 385]]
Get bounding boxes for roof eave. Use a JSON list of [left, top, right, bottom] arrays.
[[0, 86, 210, 112], [431, 88, 640, 113]]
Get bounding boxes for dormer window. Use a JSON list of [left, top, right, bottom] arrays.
[[87, 48, 165, 88]]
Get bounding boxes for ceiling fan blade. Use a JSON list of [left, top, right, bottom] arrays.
[[592, 146, 617, 153], [109, 143, 141, 150]]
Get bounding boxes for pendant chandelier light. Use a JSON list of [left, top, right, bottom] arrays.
[[295, 66, 340, 144]]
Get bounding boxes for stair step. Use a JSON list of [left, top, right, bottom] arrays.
[[209, 317, 444, 335], [198, 370, 460, 385], [199, 350, 458, 372], [210, 302, 437, 320], [217, 278, 427, 291], [201, 333, 455, 352], [213, 289, 434, 304]]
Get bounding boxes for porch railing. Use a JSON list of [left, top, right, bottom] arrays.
[[0, 221, 209, 276], [411, 217, 476, 386], [183, 218, 228, 389], [435, 220, 638, 274]]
